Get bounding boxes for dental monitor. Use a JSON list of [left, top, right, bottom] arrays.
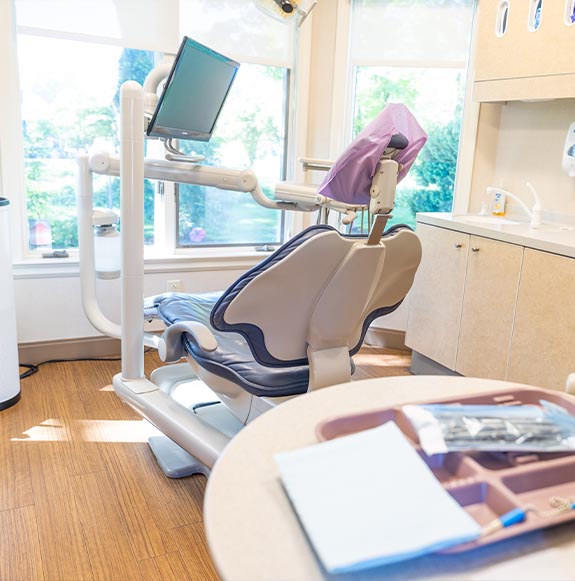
[[146, 36, 240, 142]]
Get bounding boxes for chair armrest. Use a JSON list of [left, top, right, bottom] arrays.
[[158, 321, 218, 363]]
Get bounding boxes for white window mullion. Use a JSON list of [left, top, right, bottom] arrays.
[[329, 0, 353, 158]]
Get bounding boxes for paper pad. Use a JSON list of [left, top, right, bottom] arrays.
[[275, 421, 481, 574]]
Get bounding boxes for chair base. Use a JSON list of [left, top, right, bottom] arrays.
[[148, 434, 211, 478], [113, 362, 287, 474]]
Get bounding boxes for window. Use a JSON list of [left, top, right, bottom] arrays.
[[176, 63, 287, 247], [18, 35, 156, 250], [176, 0, 295, 249], [12, 0, 296, 256], [349, 0, 475, 229]]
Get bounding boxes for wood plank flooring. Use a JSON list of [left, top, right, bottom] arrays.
[[1, 346, 410, 580]]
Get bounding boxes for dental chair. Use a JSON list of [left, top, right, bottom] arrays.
[[77, 81, 427, 476], [137, 220, 422, 477], [121, 105, 426, 477]]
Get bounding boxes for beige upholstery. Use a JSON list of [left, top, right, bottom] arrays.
[[223, 228, 422, 363]]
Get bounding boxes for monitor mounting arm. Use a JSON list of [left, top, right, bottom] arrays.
[[142, 60, 173, 121]]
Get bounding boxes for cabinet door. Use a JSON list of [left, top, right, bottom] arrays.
[[475, 0, 575, 83], [507, 249, 575, 390], [455, 236, 523, 380], [406, 224, 469, 370]]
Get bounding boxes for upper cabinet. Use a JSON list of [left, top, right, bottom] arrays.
[[473, 0, 575, 101]]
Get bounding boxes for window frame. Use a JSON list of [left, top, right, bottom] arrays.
[[4, 2, 308, 267]]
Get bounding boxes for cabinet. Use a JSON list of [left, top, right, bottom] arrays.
[[455, 235, 523, 379], [507, 249, 575, 390], [405, 224, 469, 370], [473, 0, 575, 101], [407, 221, 575, 390], [406, 224, 523, 380]]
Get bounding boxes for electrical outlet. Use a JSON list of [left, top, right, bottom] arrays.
[[167, 279, 182, 292]]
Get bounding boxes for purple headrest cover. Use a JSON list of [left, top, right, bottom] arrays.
[[318, 103, 427, 205]]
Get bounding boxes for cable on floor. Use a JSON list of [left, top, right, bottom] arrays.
[[19, 349, 154, 380]]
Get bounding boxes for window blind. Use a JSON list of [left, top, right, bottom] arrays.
[[15, 0, 181, 53], [180, 0, 295, 67], [15, 0, 295, 65], [351, 0, 475, 66]]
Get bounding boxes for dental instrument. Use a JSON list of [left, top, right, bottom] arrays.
[[486, 182, 543, 228], [403, 400, 575, 456], [482, 507, 528, 537], [76, 36, 427, 476]]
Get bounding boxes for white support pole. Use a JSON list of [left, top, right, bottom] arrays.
[[120, 81, 145, 380]]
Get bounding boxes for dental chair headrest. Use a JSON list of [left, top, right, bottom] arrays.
[[318, 103, 427, 205]]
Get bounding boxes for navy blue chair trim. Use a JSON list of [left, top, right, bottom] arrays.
[[183, 337, 311, 397]]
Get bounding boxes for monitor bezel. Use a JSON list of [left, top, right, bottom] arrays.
[[146, 36, 240, 142]]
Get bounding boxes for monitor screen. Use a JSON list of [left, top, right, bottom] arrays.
[[146, 36, 240, 142]]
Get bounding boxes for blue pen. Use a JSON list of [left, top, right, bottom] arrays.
[[482, 507, 527, 537]]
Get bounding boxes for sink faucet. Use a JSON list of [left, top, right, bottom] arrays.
[[487, 182, 543, 228]]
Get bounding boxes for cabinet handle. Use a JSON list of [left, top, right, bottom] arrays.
[[471, 247, 480, 252], [454, 243, 463, 249]]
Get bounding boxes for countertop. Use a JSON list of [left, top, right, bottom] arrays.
[[417, 212, 575, 258]]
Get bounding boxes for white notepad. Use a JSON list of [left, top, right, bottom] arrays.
[[275, 421, 481, 574]]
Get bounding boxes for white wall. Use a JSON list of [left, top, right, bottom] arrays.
[[468, 99, 575, 218], [13, 263, 254, 343]]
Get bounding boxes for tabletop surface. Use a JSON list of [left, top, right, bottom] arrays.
[[204, 375, 575, 581]]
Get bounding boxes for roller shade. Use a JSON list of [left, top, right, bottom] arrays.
[[180, 0, 296, 67], [351, 0, 474, 66], [15, 0, 181, 53]]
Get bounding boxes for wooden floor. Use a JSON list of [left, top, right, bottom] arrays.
[[1, 346, 410, 581]]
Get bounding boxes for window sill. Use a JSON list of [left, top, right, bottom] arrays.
[[12, 247, 274, 279]]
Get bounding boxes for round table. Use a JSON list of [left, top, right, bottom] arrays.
[[204, 376, 575, 581]]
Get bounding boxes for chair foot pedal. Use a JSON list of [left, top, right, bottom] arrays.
[[148, 435, 210, 478]]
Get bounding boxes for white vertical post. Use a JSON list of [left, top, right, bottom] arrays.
[[120, 81, 145, 380]]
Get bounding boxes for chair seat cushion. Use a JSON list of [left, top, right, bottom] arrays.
[[155, 292, 311, 397]]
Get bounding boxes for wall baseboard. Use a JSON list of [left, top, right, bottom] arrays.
[[18, 336, 122, 365], [410, 351, 461, 377], [364, 327, 408, 351]]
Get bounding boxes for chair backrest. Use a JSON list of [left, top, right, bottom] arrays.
[[210, 224, 421, 367]]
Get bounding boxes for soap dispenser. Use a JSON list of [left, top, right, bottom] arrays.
[[487, 186, 506, 216], [563, 121, 575, 177]]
